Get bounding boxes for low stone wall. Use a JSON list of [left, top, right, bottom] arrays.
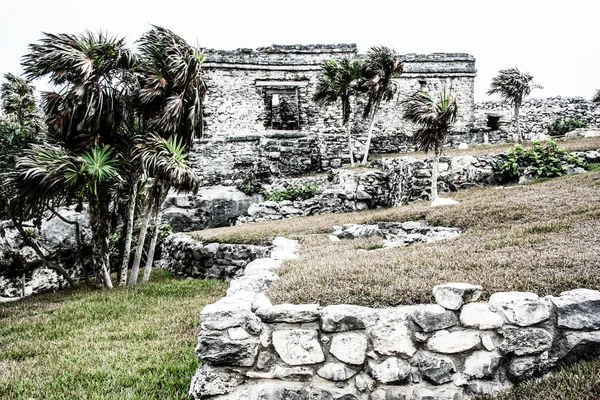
[[161, 233, 271, 280], [190, 240, 600, 399], [236, 169, 388, 224], [475, 97, 600, 141]]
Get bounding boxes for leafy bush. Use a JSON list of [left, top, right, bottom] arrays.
[[264, 181, 320, 202], [236, 173, 264, 196], [494, 139, 587, 182], [548, 117, 588, 137]]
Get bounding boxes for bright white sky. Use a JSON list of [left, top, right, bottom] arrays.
[[1, 0, 598, 101]]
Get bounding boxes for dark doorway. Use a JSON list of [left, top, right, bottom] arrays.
[[487, 116, 500, 131]]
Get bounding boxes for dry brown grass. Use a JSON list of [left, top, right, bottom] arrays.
[[193, 171, 600, 307], [368, 136, 600, 160]]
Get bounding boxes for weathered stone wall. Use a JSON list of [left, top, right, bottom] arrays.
[[0, 209, 91, 299], [475, 97, 600, 142], [189, 238, 600, 400], [190, 44, 477, 184], [161, 233, 271, 280]]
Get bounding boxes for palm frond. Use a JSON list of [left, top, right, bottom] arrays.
[[362, 46, 403, 118], [487, 67, 543, 107], [402, 87, 458, 153]]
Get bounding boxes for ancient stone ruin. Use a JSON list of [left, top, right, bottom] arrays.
[[188, 236, 600, 400]]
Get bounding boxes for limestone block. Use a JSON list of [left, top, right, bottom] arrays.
[[463, 351, 501, 378], [488, 292, 550, 327], [196, 331, 260, 367], [367, 357, 411, 384], [226, 269, 279, 296], [246, 365, 314, 380], [370, 321, 417, 358], [317, 362, 359, 381], [552, 331, 600, 364], [499, 326, 553, 356], [320, 304, 377, 332], [272, 329, 325, 365], [200, 292, 257, 330], [355, 372, 376, 393], [550, 288, 600, 330], [251, 292, 272, 312], [432, 283, 482, 310], [460, 302, 504, 330], [329, 331, 368, 365], [256, 304, 320, 323], [414, 351, 456, 385], [411, 304, 458, 332], [189, 366, 245, 399], [425, 330, 481, 354]]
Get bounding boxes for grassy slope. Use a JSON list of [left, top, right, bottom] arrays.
[[192, 171, 600, 307], [0, 270, 227, 400]]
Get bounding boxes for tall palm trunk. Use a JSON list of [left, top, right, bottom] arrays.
[[346, 120, 355, 167], [431, 150, 441, 201], [89, 192, 113, 288], [362, 106, 380, 165], [119, 186, 137, 286], [514, 104, 522, 143], [128, 203, 152, 286], [142, 208, 161, 283]]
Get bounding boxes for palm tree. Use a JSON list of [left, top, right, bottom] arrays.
[[127, 26, 206, 285], [361, 46, 403, 164], [21, 31, 138, 287], [402, 88, 458, 201], [593, 89, 600, 106], [127, 134, 199, 284], [487, 68, 542, 143], [313, 58, 363, 166]]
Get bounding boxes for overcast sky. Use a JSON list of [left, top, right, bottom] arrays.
[[1, 0, 598, 101]]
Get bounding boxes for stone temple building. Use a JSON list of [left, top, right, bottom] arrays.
[[190, 44, 599, 185], [191, 44, 478, 184]]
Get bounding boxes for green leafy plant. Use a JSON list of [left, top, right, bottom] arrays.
[[548, 117, 588, 137], [236, 172, 264, 196], [494, 139, 587, 182], [264, 182, 320, 202]]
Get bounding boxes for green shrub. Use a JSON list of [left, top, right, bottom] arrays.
[[236, 172, 264, 196], [494, 139, 587, 182], [548, 117, 588, 136], [264, 181, 320, 202]]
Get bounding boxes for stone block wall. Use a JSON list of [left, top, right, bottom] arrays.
[[475, 97, 600, 142], [161, 233, 271, 280], [189, 238, 600, 400]]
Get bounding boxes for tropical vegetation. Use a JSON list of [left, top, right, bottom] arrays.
[[3, 27, 204, 289], [487, 67, 542, 143], [402, 87, 458, 200]]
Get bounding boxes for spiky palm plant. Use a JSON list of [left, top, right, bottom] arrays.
[[361, 46, 403, 164], [0, 73, 44, 143], [403, 88, 458, 201], [125, 27, 206, 285], [20, 31, 138, 287], [487, 68, 542, 143], [314, 58, 364, 166], [128, 134, 199, 284]]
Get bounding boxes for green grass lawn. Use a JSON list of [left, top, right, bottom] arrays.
[[0, 270, 227, 400]]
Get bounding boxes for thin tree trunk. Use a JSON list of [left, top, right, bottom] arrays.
[[142, 208, 161, 283], [9, 212, 76, 288], [89, 193, 113, 288], [346, 120, 355, 167], [49, 207, 88, 284], [362, 109, 379, 165], [515, 105, 522, 143], [119, 187, 137, 286], [431, 151, 440, 201], [129, 203, 153, 286]]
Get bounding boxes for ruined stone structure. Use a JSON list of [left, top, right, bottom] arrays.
[[186, 236, 600, 400], [192, 44, 477, 184], [475, 97, 600, 142]]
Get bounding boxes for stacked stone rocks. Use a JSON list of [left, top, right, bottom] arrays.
[[236, 169, 389, 224], [475, 97, 600, 141], [189, 238, 600, 399], [161, 233, 271, 280], [373, 155, 499, 205]]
